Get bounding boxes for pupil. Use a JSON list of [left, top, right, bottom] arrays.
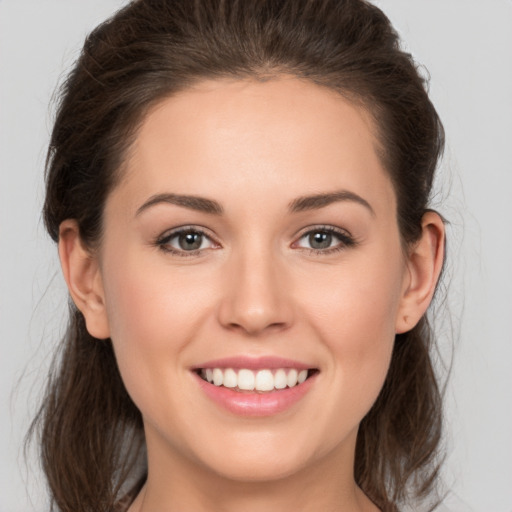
[[309, 231, 332, 249], [179, 232, 202, 250]]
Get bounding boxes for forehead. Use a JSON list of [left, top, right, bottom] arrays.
[[115, 76, 395, 215]]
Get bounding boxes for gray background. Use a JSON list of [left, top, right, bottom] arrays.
[[1, 1, 511, 511]]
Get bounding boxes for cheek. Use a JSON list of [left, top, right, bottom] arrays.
[[297, 251, 404, 411], [99, 253, 215, 408], [103, 250, 214, 341], [301, 251, 403, 341]]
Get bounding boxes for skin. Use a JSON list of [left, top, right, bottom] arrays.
[[59, 77, 445, 512]]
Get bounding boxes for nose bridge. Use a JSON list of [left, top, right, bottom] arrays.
[[217, 240, 293, 335]]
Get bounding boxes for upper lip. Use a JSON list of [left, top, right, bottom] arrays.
[[192, 356, 315, 371]]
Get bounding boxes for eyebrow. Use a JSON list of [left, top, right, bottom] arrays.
[[288, 190, 375, 216], [135, 189, 374, 218], [135, 193, 224, 216]]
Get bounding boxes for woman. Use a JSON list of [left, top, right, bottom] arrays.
[[32, 0, 446, 511]]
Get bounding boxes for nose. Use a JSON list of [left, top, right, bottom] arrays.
[[217, 248, 294, 336]]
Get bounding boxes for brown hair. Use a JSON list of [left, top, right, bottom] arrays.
[[31, 1, 446, 510]]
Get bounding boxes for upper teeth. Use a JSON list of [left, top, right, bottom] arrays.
[[201, 368, 309, 391]]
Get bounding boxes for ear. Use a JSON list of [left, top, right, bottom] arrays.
[[58, 220, 110, 339], [395, 211, 445, 334]]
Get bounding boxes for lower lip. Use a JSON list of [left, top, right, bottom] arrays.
[[193, 372, 317, 417]]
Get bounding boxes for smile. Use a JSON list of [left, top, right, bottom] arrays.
[[198, 367, 316, 392], [192, 358, 319, 416]]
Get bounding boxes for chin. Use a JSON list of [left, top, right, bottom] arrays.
[[203, 453, 311, 483], [186, 426, 348, 485]]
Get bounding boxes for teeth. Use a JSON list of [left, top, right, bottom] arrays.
[[200, 367, 312, 392], [223, 368, 237, 388], [238, 369, 255, 390], [274, 369, 287, 389], [212, 368, 224, 386], [255, 369, 274, 391], [298, 369, 308, 384], [287, 369, 298, 388]]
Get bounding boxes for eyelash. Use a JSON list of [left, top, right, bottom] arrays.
[[294, 225, 357, 255], [155, 225, 357, 257], [156, 226, 217, 257]]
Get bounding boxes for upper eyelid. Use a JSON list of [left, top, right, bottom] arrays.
[[157, 225, 217, 241], [155, 226, 220, 255], [292, 226, 357, 252], [294, 224, 353, 239], [155, 224, 354, 248], [157, 224, 351, 235]]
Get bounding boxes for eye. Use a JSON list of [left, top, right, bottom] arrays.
[[294, 227, 356, 253], [156, 227, 217, 255]]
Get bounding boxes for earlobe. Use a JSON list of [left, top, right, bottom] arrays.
[[395, 211, 445, 334], [58, 220, 110, 339]]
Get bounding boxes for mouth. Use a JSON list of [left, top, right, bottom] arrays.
[[192, 356, 319, 416], [195, 367, 319, 393]]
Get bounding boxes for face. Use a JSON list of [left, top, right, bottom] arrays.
[[95, 77, 409, 483]]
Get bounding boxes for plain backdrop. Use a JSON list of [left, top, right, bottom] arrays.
[[1, 1, 511, 511]]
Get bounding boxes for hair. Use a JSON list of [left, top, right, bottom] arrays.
[[31, 1, 446, 511]]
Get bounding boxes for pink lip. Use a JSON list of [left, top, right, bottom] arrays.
[[191, 360, 318, 417], [193, 356, 313, 371]]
